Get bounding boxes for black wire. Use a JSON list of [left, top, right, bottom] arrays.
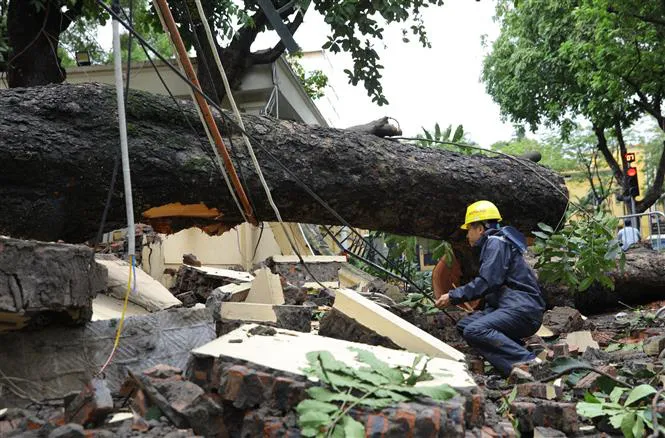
[[252, 222, 265, 261]]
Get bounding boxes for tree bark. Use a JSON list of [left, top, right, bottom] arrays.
[[0, 83, 568, 243], [6, 0, 81, 88]]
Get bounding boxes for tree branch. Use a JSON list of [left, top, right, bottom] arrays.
[[615, 121, 629, 171], [59, 0, 85, 32], [636, 140, 665, 212], [249, 11, 303, 64], [594, 124, 623, 188]]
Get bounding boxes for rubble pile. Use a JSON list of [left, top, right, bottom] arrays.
[[4, 238, 665, 437]]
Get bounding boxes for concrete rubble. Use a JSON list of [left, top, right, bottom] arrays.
[[4, 241, 665, 437]]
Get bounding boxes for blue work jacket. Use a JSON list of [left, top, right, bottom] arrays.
[[449, 227, 545, 313]]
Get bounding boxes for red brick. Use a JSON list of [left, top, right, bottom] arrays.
[[393, 408, 417, 437], [511, 401, 578, 434], [551, 343, 568, 358], [466, 392, 485, 427], [65, 379, 114, 427], [222, 365, 250, 402], [366, 414, 389, 437], [574, 365, 617, 392], [516, 383, 562, 400], [142, 364, 183, 381]]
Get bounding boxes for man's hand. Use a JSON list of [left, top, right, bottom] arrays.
[[435, 293, 450, 309]]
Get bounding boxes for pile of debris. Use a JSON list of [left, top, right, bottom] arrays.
[[4, 236, 665, 437]]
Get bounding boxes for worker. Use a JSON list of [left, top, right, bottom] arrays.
[[435, 200, 545, 376]]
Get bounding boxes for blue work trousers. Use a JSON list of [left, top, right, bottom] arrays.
[[457, 308, 541, 376]]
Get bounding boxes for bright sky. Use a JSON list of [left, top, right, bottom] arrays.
[[253, 1, 516, 146]]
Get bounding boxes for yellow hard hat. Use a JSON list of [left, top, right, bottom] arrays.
[[461, 200, 502, 230]]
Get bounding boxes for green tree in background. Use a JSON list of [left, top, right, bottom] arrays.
[[2, 0, 448, 107], [483, 0, 665, 212]]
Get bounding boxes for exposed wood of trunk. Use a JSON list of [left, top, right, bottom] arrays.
[[0, 83, 568, 243]]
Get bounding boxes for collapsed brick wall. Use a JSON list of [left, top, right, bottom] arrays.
[[186, 353, 485, 437]]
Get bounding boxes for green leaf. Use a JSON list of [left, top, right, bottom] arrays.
[[632, 415, 645, 438], [299, 410, 332, 429], [577, 402, 606, 418], [621, 412, 636, 438], [605, 343, 622, 352], [550, 357, 590, 374], [610, 412, 627, 430], [532, 231, 550, 240], [583, 391, 601, 403], [610, 387, 627, 404], [351, 369, 390, 386], [351, 348, 404, 384], [538, 222, 554, 233], [300, 426, 319, 437], [295, 399, 340, 415], [625, 384, 657, 407], [342, 415, 365, 437], [578, 276, 594, 291], [452, 125, 464, 142], [384, 383, 457, 401], [307, 387, 356, 403]]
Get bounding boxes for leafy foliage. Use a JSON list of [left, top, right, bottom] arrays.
[[532, 212, 625, 292], [297, 349, 457, 437], [417, 122, 473, 155], [399, 292, 438, 315], [483, 0, 665, 211], [577, 385, 664, 438], [0, 0, 7, 70], [286, 53, 329, 100]]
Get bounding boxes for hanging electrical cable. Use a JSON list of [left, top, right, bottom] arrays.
[[190, 1, 308, 258], [97, 0, 137, 376]]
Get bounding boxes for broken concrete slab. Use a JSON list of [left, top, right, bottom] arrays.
[[190, 266, 254, 283], [0, 308, 215, 407], [565, 331, 599, 353], [212, 282, 251, 302], [191, 323, 475, 390], [320, 288, 465, 361], [213, 302, 312, 333], [270, 255, 347, 263], [319, 307, 402, 350], [91, 294, 150, 321], [265, 255, 344, 285], [245, 268, 284, 305], [0, 237, 107, 331], [96, 255, 182, 312]]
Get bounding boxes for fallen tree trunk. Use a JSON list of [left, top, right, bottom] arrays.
[[531, 245, 665, 313], [0, 83, 568, 243]]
